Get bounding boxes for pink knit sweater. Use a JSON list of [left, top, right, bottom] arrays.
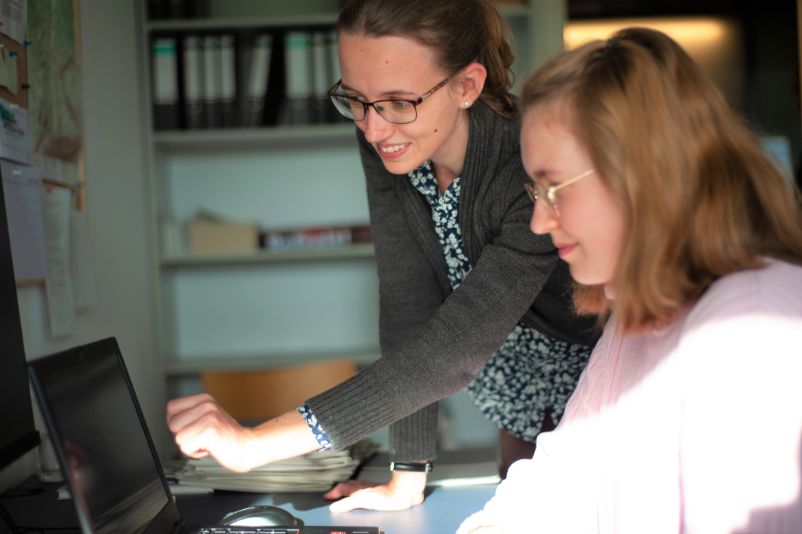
[[459, 259, 802, 534]]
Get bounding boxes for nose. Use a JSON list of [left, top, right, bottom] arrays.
[[360, 105, 391, 143], [530, 200, 558, 235]]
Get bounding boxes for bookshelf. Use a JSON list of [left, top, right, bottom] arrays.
[[146, 15, 342, 32], [161, 243, 375, 268], [152, 123, 356, 148], [164, 347, 381, 377], [137, 1, 564, 390]]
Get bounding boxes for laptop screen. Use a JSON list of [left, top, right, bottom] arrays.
[[29, 338, 177, 534]]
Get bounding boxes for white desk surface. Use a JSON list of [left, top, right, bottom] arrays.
[[176, 447, 501, 533], [176, 483, 497, 533]]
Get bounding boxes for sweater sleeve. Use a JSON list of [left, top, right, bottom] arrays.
[[388, 403, 439, 462], [307, 129, 452, 459], [677, 261, 802, 533], [306, 115, 578, 458]]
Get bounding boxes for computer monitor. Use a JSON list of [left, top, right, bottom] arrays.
[[29, 338, 177, 533], [0, 172, 40, 471]]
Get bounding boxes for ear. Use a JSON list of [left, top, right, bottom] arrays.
[[456, 62, 487, 107]]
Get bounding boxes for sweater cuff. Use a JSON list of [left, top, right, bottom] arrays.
[[305, 365, 403, 450], [389, 403, 439, 462]]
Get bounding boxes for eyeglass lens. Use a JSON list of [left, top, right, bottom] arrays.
[[330, 95, 417, 124], [524, 182, 558, 214]]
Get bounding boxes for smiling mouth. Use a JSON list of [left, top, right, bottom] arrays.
[[378, 143, 407, 154]]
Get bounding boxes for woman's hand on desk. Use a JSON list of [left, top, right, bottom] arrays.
[[325, 470, 426, 512]]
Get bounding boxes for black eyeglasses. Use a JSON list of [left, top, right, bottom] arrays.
[[327, 75, 453, 124]]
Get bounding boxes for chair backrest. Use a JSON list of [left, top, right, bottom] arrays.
[[201, 358, 357, 421]]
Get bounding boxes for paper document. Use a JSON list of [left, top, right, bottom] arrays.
[[0, 48, 18, 95], [2, 161, 47, 282], [173, 440, 378, 493], [0, 96, 31, 164], [0, 0, 26, 43], [43, 184, 75, 337]]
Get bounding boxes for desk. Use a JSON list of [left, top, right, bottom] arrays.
[[1, 464, 498, 534], [176, 447, 500, 533], [0, 481, 496, 534], [177, 484, 496, 533]]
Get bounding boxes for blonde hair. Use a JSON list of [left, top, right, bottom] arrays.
[[337, 0, 517, 117], [520, 28, 802, 333]]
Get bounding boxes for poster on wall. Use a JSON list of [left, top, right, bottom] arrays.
[[26, 0, 83, 192]]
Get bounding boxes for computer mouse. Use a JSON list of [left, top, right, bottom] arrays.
[[221, 504, 304, 528]]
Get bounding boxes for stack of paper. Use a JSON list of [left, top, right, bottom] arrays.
[[173, 441, 378, 493]]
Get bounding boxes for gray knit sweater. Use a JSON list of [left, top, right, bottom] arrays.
[[306, 101, 598, 461]]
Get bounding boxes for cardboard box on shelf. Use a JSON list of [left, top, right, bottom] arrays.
[[187, 221, 259, 254]]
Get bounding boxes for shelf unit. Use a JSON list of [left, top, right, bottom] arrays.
[[161, 243, 375, 268], [138, 2, 564, 389], [152, 123, 356, 148], [164, 347, 381, 377]]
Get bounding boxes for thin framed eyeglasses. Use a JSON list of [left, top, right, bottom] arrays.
[[327, 75, 454, 124], [523, 169, 595, 216]]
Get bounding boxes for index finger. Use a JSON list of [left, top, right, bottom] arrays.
[[166, 393, 215, 416]]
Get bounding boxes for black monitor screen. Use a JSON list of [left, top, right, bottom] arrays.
[[0, 173, 40, 470], [29, 339, 171, 533]]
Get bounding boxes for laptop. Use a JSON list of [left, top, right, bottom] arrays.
[[28, 337, 380, 534]]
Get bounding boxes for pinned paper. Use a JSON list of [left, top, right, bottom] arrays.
[[1, 161, 46, 283], [43, 184, 76, 337], [0, 47, 18, 95]]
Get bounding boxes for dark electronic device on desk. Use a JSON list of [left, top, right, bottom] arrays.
[[27, 337, 380, 534], [0, 169, 40, 475]]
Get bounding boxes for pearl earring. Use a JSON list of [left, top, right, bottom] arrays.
[[464, 101, 471, 108]]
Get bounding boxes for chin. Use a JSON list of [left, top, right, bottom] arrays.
[[380, 159, 419, 176], [568, 263, 610, 286]]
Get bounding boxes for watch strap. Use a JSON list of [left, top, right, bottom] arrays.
[[389, 461, 433, 473]]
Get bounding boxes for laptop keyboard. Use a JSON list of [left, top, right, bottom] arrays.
[[200, 529, 301, 534], [200, 528, 378, 534]]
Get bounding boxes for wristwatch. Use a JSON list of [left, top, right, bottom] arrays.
[[389, 461, 433, 473]]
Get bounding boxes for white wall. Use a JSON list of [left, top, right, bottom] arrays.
[[0, 0, 160, 490]]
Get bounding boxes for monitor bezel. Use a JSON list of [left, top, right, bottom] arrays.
[[0, 169, 40, 472]]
